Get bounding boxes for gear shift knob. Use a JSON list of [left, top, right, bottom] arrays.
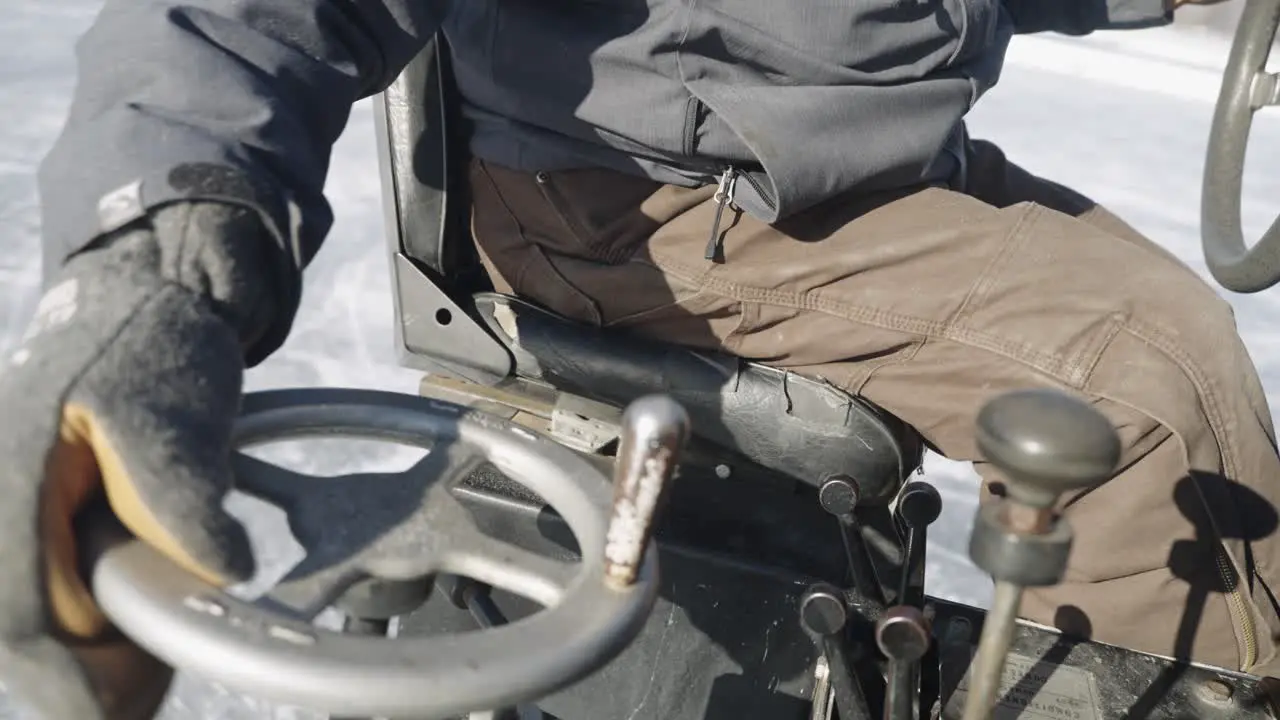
[[604, 394, 691, 588], [976, 388, 1121, 508], [961, 388, 1121, 720]]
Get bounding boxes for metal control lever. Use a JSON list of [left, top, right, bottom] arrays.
[[605, 395, 691, 588], [800, 584, 874, 720], [819, 476, 888, 607], [444, 575, 509, 630], [960, 388, 1121, 720], [894, 482, 942, 609], [892, 483, 942, 717], [441, 576, 543, 720], [876, 606, 931, 720]]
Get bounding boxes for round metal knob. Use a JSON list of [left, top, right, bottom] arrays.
[[799, 584, 848, 637], [875, 605, 932, 662], [818, 475, 860, 516], [976, 388, 1121, 509], [897, 482, 942, 529]]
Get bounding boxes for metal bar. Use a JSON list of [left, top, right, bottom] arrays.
[[837, 513, 888, 608], [459, 585, 543, 720], [897, 524, 926, 609], [332, 617, 393, 720], [883, 658, 915, 720], [961, 581, 1023, 720], [824, 634, 874, 720], [809, 656, 836, 720]]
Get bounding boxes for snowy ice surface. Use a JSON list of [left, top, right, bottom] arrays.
[[0, 3, 1277, 717]]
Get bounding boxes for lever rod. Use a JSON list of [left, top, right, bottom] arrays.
[[441, 576, 545, 720], [819, 476, 888, 607], [962, 582, 1022, 720], [800, 584, 875, 720], [877, 605, 932, 720], [894, 482, 942, 609]]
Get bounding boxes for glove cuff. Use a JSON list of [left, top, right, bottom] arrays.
[[154, 202, 281, 359], [73, 201, 286, 364]]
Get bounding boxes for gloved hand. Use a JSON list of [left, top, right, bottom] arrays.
[[0, 201, 282, 719]]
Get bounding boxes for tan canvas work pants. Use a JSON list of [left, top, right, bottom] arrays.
[[467, 137, 1280, 676]]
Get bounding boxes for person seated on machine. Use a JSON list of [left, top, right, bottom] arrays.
[[0, 0, 1275, 717]]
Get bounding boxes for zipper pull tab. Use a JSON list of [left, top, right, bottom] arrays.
[[705, 167, 738, 261]]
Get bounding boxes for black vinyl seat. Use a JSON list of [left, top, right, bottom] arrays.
[[372, 37, 926, 502], [472, 293, 922, 502]]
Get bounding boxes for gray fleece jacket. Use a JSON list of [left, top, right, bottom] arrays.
[[37, 0, 1174, 359]]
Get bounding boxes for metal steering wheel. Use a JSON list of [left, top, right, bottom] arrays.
[[83, 388, 688, 718], [1202, 0, 1280, 292]]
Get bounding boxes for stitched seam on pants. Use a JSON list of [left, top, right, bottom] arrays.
[[939, 326, 1099, 387], [628, 254, 713, 285], [724, 301, 756, 356], [947, 203, 1040, 327], [941, 203, 1114, 385], [846, 335, 928, 396], [535, 175, 598, 257], [469, 213, 518, 295], [509, 251, 538, 296], [652, 253, 945, 337], [1117, 320, 1238, 481], [535, 173, 640, 265], [1072, 315, 1126, 387], [605, 290, 709, 327], [475, 161, 531, 236], [650, 253, 1097, 384], [1112, 319, 1244, 574], [603, 258, 718, 328], [528, 248, 605, 326], [475, 162, 603, 325], [1104, 320, 1256, 668], [473, 168, 541, 297]]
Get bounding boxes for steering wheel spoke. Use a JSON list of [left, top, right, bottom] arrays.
[[406, 439, 490, 488], [230, 452, 313, 512], [1254, 71, 1280, 109], [234, 442, 484, 558], [437, 504, 581, 607], [265, 563, 369, 620]]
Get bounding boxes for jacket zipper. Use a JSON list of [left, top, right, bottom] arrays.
[[682, 98, 703, 158], [736, 168, 777, 213], [1217, 546, 1259, 668], [705, 166, 739, 260]]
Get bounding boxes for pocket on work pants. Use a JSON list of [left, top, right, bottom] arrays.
[[470, 158, 737, 336]]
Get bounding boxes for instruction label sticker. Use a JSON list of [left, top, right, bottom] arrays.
[[945, 651, 1102, 720]]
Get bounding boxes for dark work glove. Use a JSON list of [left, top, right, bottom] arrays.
[[0, 202, 280, 719]]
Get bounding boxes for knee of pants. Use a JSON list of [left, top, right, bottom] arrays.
[[1082, 266, 1259, 470]]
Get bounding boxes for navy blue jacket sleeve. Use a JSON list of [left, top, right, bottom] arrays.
[[37, 0, 445, 356], [1002, 0, 1174, 34]]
